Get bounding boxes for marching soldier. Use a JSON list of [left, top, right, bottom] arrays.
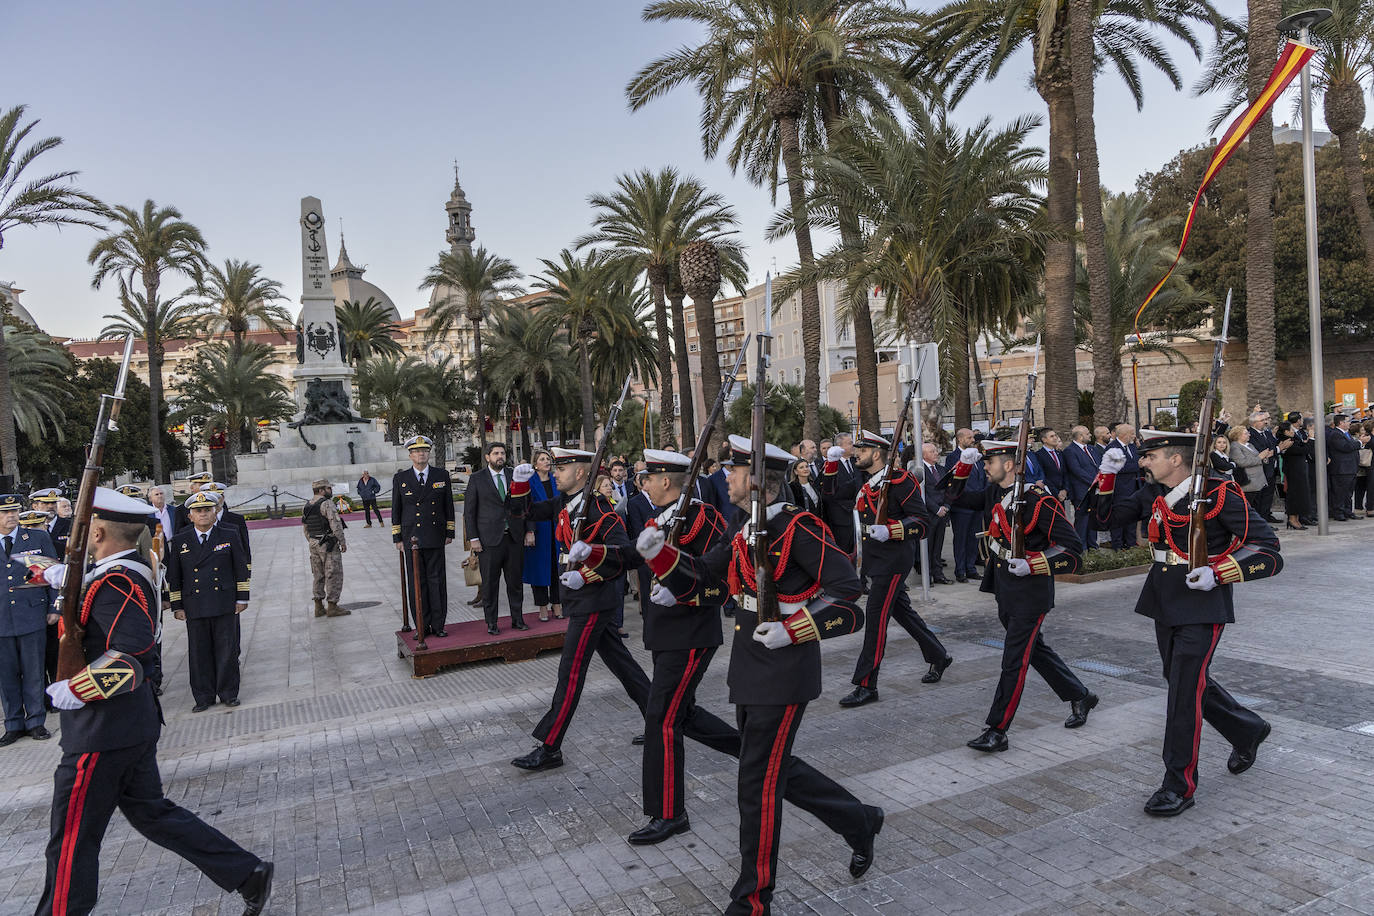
[[831, 429, 951, 708], [966, 440, 1098, 754], [167, 491, 250, 712], [1093, 429, 1281, 816], [36, 487, 272, 915], [303, 479, 349, 618], [639, 436, 883, 915], [506, 447, 651, 771], [1, 494, 58, 745], [392, 435, 455, 637]]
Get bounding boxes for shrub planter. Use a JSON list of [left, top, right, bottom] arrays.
[[1059, 564, 1151, 584]]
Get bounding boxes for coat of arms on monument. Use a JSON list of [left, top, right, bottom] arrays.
[[304, 321, 337, 359]]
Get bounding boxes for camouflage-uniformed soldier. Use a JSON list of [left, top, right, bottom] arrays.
[[303, 479, 348, 618]]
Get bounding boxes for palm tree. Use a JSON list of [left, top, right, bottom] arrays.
[[586, 287, 663, 401], [356, 354, 450, 444], [336, 297, 404, 366], [407, 355, 477, 467], [418, 246, 523, 450], [1246, 0, 1281, 414], [193, 259, 289, 353], [677, 239, 750, 439], [919, 0, 1216, 432], [486, 305, 579, 450], [1, 324, 76, 444], [0, 104, 105, 478], [628, 0, 922, 442], [89, 200, 207, 482], [578, 167, 743, 447], [169, 342, 293, 484]]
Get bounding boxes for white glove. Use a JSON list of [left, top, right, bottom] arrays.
[[649, 583, 677, 606], [1185, 566, 1217, 591], [46, 680, 85, 710], [512, 463, 534, 483], [752, 621, 793, 650], [566, 540, 592, 564], [959, 447, 980, 464], [1007, 557, 1032, 577], [559, 570, 585, 590], [43, 564, 68, 589], [637, 525, 666, 560], [866, 524, 891, 542], [1099, 450, 1127, 475], [826, 446, 845, 461]]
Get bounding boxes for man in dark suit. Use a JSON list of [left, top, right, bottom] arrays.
[[1037, 428, 1068, 500], [393, 435, 456, 636], [943, 430, 987, 581], [608, 460, 632, 505], [167, 491, 250, 712], [919, 443, 952, 584], [622, 477, 660, 618], [1105, 424, 1140, 548], [1326, 414, 1363, 520], [1064, 426, 1100, 546], [463, 441, 527, 634], [820, 434, 861, 556], [1, 494, 58, 745], [1246, 410, 1281, 522]]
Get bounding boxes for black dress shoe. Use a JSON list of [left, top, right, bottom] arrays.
[[967, 727, 1008, 753], [192, 703, 213, 713], [433, 629, 448, 638], [512, 620, 530, 631], [955, 574, 968, 583], [848, 806, 883, 878], [511, 744, 564, 771], [1064, 692, 1098, 729], [0, 731, 22, 747], [239, 860, 274, 916], [839, 686, 879, 708], [922, 656, 953, 684], [1143, 787, 1194, 817], [223, 699, 241, 708], [28, 726, 52, 740], [627, 814, 691, 845], [1227, 721, 1271, 775], [467, 596, 484, 607], [487, 625, 499, 635], [932, 576, 954, 585], [631, 734, 645, 746]]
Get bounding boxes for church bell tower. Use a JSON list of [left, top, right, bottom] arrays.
[[445, 163, 476, 256]]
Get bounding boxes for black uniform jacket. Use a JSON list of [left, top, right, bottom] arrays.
[[628, 500, 730, 651], [391, 465, 457, 548], [1093, 472, 1282, 626], [48, 516, 72, 557], [979, 484, 1083, 616], [60, 550, 161, 753], [167, 525, 250, 618], [817, 457, 861, 550], [510, 489, 628, 617], [853, 467, 931, 577], [648, 502, 863, 706]]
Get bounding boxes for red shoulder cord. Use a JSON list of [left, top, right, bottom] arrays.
[[79, 571, 155, 656], [1151, 481, 1245, 561], [557, 505, 619, 548], [727, 513, 823, 604]]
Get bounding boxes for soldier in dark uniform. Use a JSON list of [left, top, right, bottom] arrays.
[[1093, 429, 1282, 816], [173, 472, 215, 533], [830, 430, 950, 708], [640, 436, 884, 916], [166, 491, 250, 712], [193, 482, 252, 571], [2, 495, 58, 745], [36, 487, 272, 916], [28, 489, 68, 697], [507, 448, 651, 772], [966, 440, 1098, 754], [391, 435, 456, 636]]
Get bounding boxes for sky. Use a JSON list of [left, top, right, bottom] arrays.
[[5, 0, 1337, 339]]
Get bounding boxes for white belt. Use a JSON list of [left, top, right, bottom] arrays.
[[1150, 547, 1190, 566], [739, 594, 804, 615], [985, 538, 1012, 561]]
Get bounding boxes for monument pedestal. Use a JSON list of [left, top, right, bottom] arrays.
[[230, 419, 411, 507]]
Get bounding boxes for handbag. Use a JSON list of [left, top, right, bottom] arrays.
[[462, 552, 482, 587], [1360, 447, 1372, 468]]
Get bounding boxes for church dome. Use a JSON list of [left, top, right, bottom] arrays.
[[329, 235, 400, 321], [0, 281, 40, 331]]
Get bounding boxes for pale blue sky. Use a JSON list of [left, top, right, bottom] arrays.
[[6, 0, 1327, 338]]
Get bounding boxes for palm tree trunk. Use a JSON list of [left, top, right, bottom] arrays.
[[1069, 0, 1125, 427], [669, 290, 695, 444], [535, 387, 548, 453], [969, 330, 985, 425], [1246, 0, 1280, 414], [472, 317, 487, 452], [1326, 79, 1374, 274], [953, 308, 972, 430], [0, 324, 17, 479], [578, 337, 595, 447], [777, 111, 825, 443], [649, 279, 676, 449], [144, 275, 165, 483], [1041, 83, 1080, 435]]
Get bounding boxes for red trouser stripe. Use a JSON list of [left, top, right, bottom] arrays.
[[748, 705, 797, 916], [862, 576, 902, 688], [547, 613, 598, 746], [660, 649, 702, 818], [997, 616, 1045, 730], [54, 751, 99, 916], [1185, 624, 1224, 797]]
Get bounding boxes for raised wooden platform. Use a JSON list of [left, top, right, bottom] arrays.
[[396, 614, 569, 677]]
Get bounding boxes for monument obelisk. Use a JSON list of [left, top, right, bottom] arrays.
[[293, 197, 356, 417]]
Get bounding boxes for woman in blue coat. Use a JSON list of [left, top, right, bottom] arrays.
[[523, 450, 562, 620]]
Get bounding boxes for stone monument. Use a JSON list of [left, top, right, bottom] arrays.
[[229, 197, 411, 507]]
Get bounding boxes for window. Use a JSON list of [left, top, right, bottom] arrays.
[[793, 368, 801, 385], [689, 343, 699, 353], [841, 357, 856, 371]]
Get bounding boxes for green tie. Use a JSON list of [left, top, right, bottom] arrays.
[[496, 472, 507, 499]]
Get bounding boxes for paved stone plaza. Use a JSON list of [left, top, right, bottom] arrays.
[[2, 517, 1373, 915]]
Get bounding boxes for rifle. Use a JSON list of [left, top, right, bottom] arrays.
[[1009, 336, 1041, 560], [567, 372, 634, 561], [56, 334, 135, 680], [1187, 290, 1232, 569], [874, 377, 920, 526], [750, 329, 780, 623], [664, 341, 751, 544]]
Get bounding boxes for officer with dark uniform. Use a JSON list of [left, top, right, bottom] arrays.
[[392, 435, 455, 636], [195, 482, 252, 570], [830, 429, 950, 708], [167, 490, 250, 712], [173, 472, 215, 532], [639, 435, 884, 916], [1, 494, 58, 745], [966, 440, 1098, 754], [27, 489, 69, 697], [507, 448, 651, 772], [37, 487, 272, 916], [1093, 429, 1281, 816]]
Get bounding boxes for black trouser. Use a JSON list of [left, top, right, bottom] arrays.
[[145, 641, 163, 691], [1155, 622, 1266, 798], [950, 507, 981, 578], [1255, 481, 1276, 518], [1072, 503, 1092, 547], [478, 533, 524, 628], [643, 647, 737, 819], [985, 609, 1087, 730], [925, 517, 948, 577], [726, 703, 875, 916], [362, 499, 382, 525], [532, 608, 650, 749], [185, 614, 240, 705], [1330, 474, 1355, 518], [405, 545, 448, 633], [44, 621, 59, 687], [531, 579, 560, 607], [36, 740, 260, 916], [852, 573, 946, 689]]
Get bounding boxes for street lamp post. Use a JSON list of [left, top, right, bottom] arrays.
[[1280, 7, 1332, 535]]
